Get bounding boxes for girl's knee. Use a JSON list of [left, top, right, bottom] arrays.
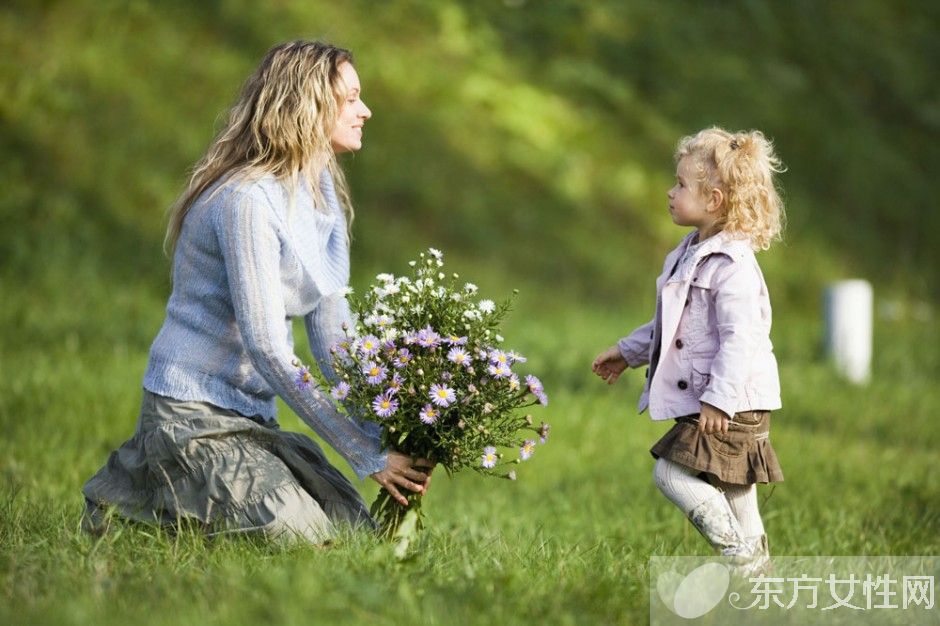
[[652, 457, 680, 493]]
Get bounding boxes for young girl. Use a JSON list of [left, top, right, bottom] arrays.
[[592, 127, 785, 571]]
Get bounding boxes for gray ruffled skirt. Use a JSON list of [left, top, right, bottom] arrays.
[[82, 390, 376, 544]]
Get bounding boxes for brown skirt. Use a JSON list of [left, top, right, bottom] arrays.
[[649, 411, 784, 486]]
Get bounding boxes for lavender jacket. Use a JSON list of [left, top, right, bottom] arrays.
[[618, 231, 782, 420]]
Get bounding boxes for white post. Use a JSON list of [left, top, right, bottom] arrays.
[[824, 280, 873, 384]]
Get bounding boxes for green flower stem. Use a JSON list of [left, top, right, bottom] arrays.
[[370, 487, 425, 539]]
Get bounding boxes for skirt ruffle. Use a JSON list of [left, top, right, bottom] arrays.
[[650, 412, 784, 486], [82, 391, 375, 543]]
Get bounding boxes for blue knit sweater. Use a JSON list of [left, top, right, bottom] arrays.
[[143, 169, 387, 480]]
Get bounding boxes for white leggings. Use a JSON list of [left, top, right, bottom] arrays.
[[653, 457, 765, 538]]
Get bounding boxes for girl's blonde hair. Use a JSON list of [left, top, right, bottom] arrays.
[[675, 127, 786, 250], [165, 40, 356, 256]]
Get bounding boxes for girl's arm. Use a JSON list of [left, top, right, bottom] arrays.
[[617, 318, 655, 368], [593, 318, 654, 384], [214, 189, 387, 480], [697, 259, 763, 420]]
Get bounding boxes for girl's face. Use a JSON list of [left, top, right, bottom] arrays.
[[330, 62, 372, 154], [667, 157, 720, 236]]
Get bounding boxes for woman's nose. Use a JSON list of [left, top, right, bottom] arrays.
[[360, 101, 372, 120]]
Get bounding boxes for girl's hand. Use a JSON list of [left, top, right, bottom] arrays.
[[698, 402, 730, 435], [369, 451, 434, 506], [591, 346, 629, 384]]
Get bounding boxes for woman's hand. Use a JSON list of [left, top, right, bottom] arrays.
[[591, 346, 629, 384], [698, 402, 730, 435], [369, 451, 434, 506]]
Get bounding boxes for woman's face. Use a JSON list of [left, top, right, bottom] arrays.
[[330, 61, 372, 154]]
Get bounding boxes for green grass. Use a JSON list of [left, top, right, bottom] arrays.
[[2, 1, 938, 623], [2, 284, 937, 625]]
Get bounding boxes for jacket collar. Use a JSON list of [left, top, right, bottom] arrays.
[[666, 230, 752, 283]]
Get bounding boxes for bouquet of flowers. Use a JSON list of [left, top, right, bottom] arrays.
[[299, 248, 549, 538]]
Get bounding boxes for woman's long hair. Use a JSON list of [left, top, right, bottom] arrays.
[[164, 40, 356, 256]]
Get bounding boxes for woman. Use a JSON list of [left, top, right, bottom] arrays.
[[83, 40, 430, 544]]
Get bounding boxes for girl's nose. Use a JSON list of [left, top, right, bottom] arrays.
[[360, 101, 372, 120]]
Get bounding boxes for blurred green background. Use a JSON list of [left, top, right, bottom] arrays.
[[2, 1, 938, 624]]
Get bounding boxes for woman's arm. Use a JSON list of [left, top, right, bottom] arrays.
[[304, 292, 384, 443], [214, 189, 387, 480]]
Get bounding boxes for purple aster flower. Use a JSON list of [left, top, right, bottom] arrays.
[[387, 372, 403, 394], [520, 439, 536, 461], [295, 366, 314, 391], [416, 326, 441, 348], [508, 374, 521, 391], [331, 340, 350, 357], [489, 349, 509, 366], [363, 361, 387, 385], [524, 374, 542, 391], [419, 404, 439, 425], [481, 446, 498, 469], [394, 348, 412, 369], [359, 335, 381, 357], [403, 332, 418, 345], [525, 374, 545, 396], [446, 335, 468, 346], [447, 347, 471, 367], [441, 372, 453, 382], [538, 421, 551, 444], [429, 383, 456, 407], [330, 381, 350, 400], [372, 392, 399, 418], [507, 350, 527, 364], [487, 363, 512, 378]]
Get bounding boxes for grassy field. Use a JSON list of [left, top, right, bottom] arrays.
[[2, 1, 938, 624], [2, 280, 938, 625]]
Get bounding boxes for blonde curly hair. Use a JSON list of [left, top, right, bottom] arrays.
[[165, 40, 357, 256], [675, 127, 786, 250]]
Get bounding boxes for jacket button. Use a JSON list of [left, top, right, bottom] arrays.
[[675, 339, 684, 349], [677, 380, 688, 390]]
